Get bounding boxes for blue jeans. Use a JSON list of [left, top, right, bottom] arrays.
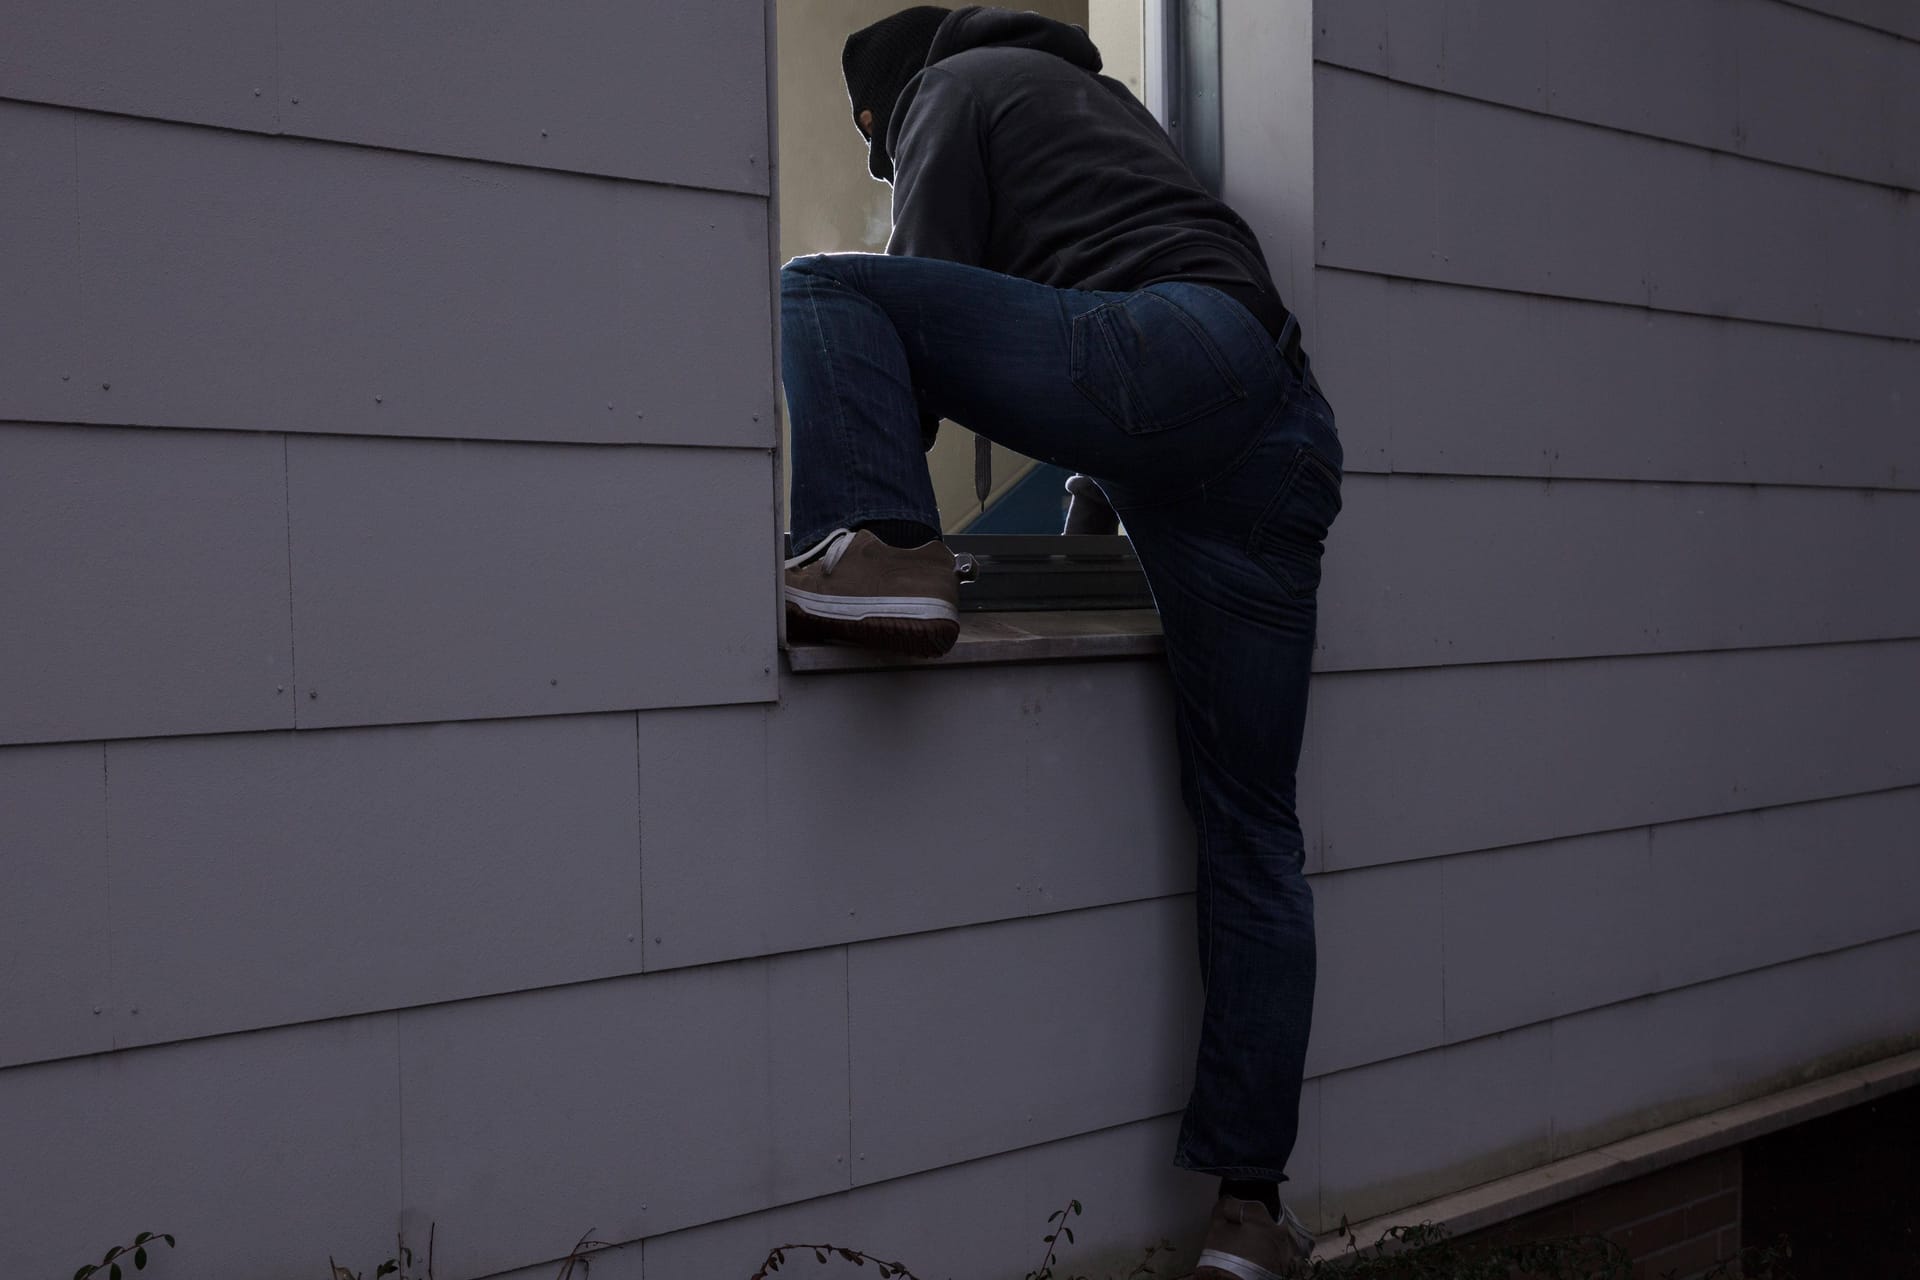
[[782, 252, 1342, 1184]]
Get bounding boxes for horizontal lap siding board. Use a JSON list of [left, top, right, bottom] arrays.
[[641, 1113, 1229, 1280], [76, 715, 636, 1064], [1319, 1024, 1557, 1229], [1315, 0, 1919, 191], [846, 899, 1201, 1186], [1778, 0, 1920, 42], [396, 949, 849, 1280], [1305, 639, 1920, 871], [0, 423, 294, 746], [1237, 787, 1920, 1085], [0, 0, 770, 193], [1313, 272, 1920, 489], [637, 662, 1192, 972], [1313, 66, 1920, 340], [286, 436, 776, 727], [1308, 859, 1447, 1074], [0, 100, 773, 448], [0, 1015, 404, 1280], [1313, 476, 1920, 671], [1545, 928, 1920, 1157], [1318, 929, 1920, 1228], [1437, 787, 1920, 1045], [0, 744, 113, 1065]]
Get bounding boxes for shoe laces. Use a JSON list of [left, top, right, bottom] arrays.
[[784, 528, 858, 576], [787, 527, 977, 582]]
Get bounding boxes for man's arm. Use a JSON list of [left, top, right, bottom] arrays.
[[886, 67, 991, 266]]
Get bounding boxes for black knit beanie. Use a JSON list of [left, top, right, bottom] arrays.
[[841, 5, 952, 182]]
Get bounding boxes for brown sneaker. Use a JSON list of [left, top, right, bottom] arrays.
[[784, 527, 963, 658], [1189, 1194, 1316, 1280]]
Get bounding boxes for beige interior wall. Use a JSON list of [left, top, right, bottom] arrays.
[[777, 0, 1096, 535], [1088, 0, 1146, 104]]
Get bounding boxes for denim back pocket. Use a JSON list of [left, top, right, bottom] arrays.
[[1069, 291, 1246, 434], [1248, 444, 1343, 599]]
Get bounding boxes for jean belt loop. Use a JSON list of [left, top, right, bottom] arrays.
[[1275, 312, 1305, 375]]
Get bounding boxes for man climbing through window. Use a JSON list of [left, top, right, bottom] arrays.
[[781, 7, 1340, 1276]]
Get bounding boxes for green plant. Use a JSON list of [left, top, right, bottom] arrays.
[[749, 1199, 1176, 1280], [333, 1225, 612, 1280], [1308, 1215, 1795, 1279], [1027, 1197, 1082, 1280], [744, 1202, 1794, 1280], [73, 1232, 174, 1280], [1314, 1216, 1632, 1278], [1693, 1233, 1794, 1280]]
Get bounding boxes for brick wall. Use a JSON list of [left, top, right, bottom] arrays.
[[1459, 1150, 1741, 1280]]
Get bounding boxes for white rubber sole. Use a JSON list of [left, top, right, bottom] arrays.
[[783, 585, 959, 624], [1195, 1249, 1291, 1280]]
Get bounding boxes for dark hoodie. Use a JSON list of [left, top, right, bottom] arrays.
[[876, 5, 1287, 336]]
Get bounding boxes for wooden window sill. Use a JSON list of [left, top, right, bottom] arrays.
[[783, 609, 1164, 673]]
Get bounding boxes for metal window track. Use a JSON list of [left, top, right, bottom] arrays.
[[946, 533, 1155, 612]]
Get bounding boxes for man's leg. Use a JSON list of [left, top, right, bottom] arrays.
[[778, 252, 1289, 656], [1117, 380, 1341, 1275], [780, 253, 1285, 551]]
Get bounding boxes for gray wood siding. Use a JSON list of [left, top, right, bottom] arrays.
[[1301, 0, 1920, 1232], [1320, 928, 1920, 1225], [91, 715, 643, 1060], [0, 424, 294, 746], [637, 664, 1192, 972], [1316, 478, 1920, 670], [1778, 0, 1920, 42], [2, 4, 791, 1274], [1315, 272, 1920, 488], [285, 436, 776, 727], [0, 1015, 404, 1280], [641, 1114, 1221, 1280], [395, 949, 848, 1280], [1317, 68, 1919, 340], [1309, 641, 1920, 870], [0, 101, 772, 448], [847, 899, 1198, 1186], [0, 0, 770, 193], [1439, 788, 1920, 1044], [0, 745, 113, 1065], [1315, 0, 1920, 191]]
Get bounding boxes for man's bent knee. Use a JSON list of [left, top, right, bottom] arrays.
[[781, 252, 874, 283]]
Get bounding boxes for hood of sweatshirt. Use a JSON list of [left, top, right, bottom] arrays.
[[926, 5, 1102, 73], [869, 5, 1102, 181]]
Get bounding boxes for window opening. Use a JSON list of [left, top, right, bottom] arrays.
[[776, 0, 1208, 610]]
